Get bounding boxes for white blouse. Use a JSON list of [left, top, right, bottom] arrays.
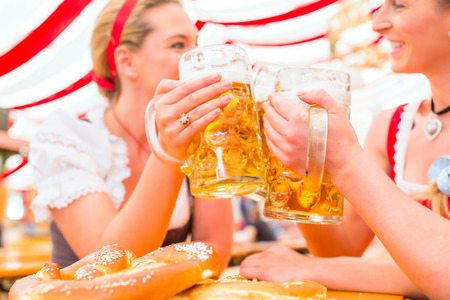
[[29, 105, 190, 229]]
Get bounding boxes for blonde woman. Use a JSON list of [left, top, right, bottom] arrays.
[[240, 0, 450, 298], [29, 0, 234, 272]]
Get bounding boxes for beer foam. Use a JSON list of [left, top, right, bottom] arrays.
[[180, 68, 252, 85], [278, 83, 350, 110]]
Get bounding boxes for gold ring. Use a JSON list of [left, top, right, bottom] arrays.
[[179, 113, 190, 126]]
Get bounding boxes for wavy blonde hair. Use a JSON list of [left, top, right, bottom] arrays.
[[90, 0, 181, 104], [411, 179, 450, 218]]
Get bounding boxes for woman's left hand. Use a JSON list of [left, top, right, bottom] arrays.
[[263, 93, 310, 175], [264, 89, 363, 183], [151, 74, 232, 161], [239, 245, 320, 283]]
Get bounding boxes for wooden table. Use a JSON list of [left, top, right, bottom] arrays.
[[231, 238, 308, 265], [327, 291, 403, 299], [0, 237, 51, 279]]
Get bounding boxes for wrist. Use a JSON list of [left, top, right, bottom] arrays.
[[331, 146, 365, 187], [306, 256, 347, 288]]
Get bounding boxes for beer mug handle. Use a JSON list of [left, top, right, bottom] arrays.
[[145, 100, 186, 167], [302, 105, 328, 199]]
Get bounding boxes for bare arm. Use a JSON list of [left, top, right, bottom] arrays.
[[240, 245, 425, 299], [300, 109, 399, 257], [298, 201, 373, 257], [264, 93, 378, 256], [50, 74, 233, 259], [192, 197, 234, 274], [334, 150, 450, 299], [298, 90, 450, 299], [0, 131, 29, 152], [52, 156, 184, 258]]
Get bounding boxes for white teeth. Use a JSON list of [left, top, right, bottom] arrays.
[[390, 42, 405, 49]]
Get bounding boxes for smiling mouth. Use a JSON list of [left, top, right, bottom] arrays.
[[390, 41, 405, 51]]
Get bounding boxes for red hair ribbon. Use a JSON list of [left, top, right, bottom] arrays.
[[93, 0, 140, 90]]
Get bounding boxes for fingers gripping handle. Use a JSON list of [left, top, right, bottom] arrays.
[[300, 105, 327, 207], [145, 100, 185, 167]]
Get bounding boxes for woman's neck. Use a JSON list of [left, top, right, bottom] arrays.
[[427, 72, 450, 112], [105, 101, 150, 156]]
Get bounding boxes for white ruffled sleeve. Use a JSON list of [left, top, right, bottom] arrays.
[[29, 109, 123, 223]]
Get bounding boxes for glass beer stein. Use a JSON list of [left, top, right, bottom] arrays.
[[245, 64, 286, 202], [263, 68, 351, 224], [146, 44, 266, 199]]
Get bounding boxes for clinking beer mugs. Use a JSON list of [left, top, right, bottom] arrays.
[[244, 64, 286, 203], [263, 67, 351, 224], [146, 44, 266, 199]]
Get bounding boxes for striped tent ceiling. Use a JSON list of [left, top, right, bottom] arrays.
[[0, 0, 430, 142]]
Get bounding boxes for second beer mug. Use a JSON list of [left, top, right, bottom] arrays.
[[245, 64, 286, 202], [263, 68, 351, 224], [146, 44, 266, 199]]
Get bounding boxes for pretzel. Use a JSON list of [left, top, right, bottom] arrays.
[[9, 242, 220, 300], [169, 275, 327, 299]]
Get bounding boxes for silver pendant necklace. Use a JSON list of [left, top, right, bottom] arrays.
[[424, 99, 450, 141]]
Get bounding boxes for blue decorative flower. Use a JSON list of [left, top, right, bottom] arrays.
[[427, 155, 450, 196]]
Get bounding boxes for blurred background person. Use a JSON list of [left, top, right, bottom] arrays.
[[239, 197, 276, 242]]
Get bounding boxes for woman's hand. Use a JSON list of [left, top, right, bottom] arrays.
[[152, 73, 232, 161], [239, 245, 320, 283], [263, 93, 309, 175], [264, 89, 363, 183]]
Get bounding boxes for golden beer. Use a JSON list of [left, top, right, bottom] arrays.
[[256, 101, 270, 159], [244, 64, 286, 202], [264, 155, 343, 223], [184, 81, 266, 198], [146, 44, 266, 199], [263, 67, 351, 224]]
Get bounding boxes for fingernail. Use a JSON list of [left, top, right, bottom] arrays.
[[210, 73, 221, 81], [221, 94, 232, 103], [221, 81, 231, 89], [212, 108, 221, 117], [174, 80, 185, 87]]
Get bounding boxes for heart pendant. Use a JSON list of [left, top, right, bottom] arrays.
[[424, 117, 442, 141]]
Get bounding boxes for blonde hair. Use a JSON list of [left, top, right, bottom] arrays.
[[90, 0, 181, 104], [411, 179, 450, 218]]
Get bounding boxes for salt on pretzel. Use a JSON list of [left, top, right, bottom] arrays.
[[169, 275, 327, 299], [9, 242, 220, 300]]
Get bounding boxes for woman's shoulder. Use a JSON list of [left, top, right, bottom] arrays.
[[376, 100, 422, 124], [31, 106, 110, 151], [367, 101, 421, 139], [39, 106, 105, 134], [28, 105, 130, 222]]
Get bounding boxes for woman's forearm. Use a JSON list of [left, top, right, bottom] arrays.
[[298, 205, 374, 257], [192, 197, 234, 274], [312, 256, 425, 299], [103, 154, 185, 257], [334, 151, 450, 299]]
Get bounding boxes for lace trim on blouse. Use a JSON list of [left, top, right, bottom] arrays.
[[30, 169, 108, 223], [392, 101, 428, 194]]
